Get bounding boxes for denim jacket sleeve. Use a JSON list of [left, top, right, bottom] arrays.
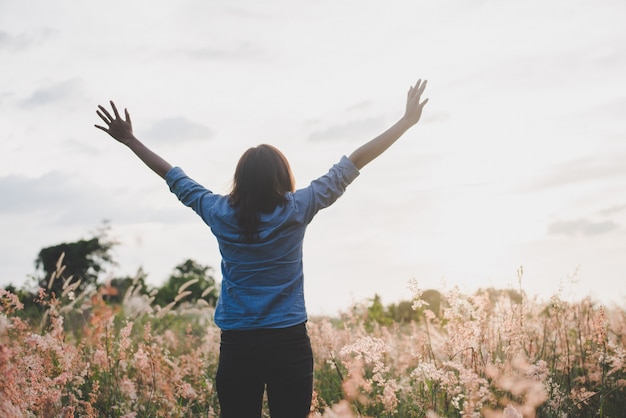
[[165, 167, 216, 222], [293, 156, 360, 224]]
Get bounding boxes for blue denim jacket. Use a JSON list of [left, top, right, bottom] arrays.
[[166, 156, 359, 330]]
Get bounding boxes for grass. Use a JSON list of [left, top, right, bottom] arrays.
[[1, 269, 625, 417]]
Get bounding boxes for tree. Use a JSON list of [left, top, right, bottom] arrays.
[[476, 287, 523, 304], [420, 289, 443, 317], [101, 268, 150, 305], [369, 289, 444, 325], [365, 294, 393, 330], [386, 300, 419, 323], [34, 224, 117, 297], [154, 259, 218, 307]]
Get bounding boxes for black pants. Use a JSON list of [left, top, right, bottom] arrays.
[[216, 322, 314, 418]]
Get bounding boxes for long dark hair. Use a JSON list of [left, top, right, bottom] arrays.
[[229, 144, 295, 241]]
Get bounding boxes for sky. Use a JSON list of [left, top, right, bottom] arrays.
[[1, 0, 625, 315]]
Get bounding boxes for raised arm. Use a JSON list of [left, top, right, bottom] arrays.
[[348, 79, 428, 170], [95, 101, 172, 179]]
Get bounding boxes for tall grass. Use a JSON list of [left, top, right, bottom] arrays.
[[1, 265, 624, 417]]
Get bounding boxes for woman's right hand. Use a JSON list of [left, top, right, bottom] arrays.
[[95, 100, 136, 145]]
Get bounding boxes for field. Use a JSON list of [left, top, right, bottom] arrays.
[[1, 272, 625, 417]]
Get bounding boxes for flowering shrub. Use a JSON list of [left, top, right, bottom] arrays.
[[1, 275, 625, 417], [308, 285, 626, 418]]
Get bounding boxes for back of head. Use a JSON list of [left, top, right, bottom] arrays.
[[229, 144, 295, 241]]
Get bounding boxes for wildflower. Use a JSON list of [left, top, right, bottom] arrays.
[[0, 289, 24, 313], [92, 348, 108, 369], [451, 393, 465, 411], [162, 329, 178, 349], [0, 314, 11, 342], [118, 321, 134, 361], [408, 278, 429, 310], [525, 360, 549, 381], [119, 377, 137, 401], [592, 305, 608, 345], [381, 378, 399, 412], [178, 382, 197, 400], [134, 346, 151, 373], [503, 404, 523, 418], [411, 361, 446, 384], [322, 400, 357, 418], [341, 358, 371, 401]]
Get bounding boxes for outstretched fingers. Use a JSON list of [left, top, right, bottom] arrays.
[[110, 100, 121, 119], [411, 79, 428, 108], [412, 79, 427, 97], [408, 79, 420, 96], [95, 110, 111, 133], [97, 105, 113, 123], [407, 80, 427, 104], [95, 100, 131, 133], [403, 79, 429, 126], [94, 102, 116, 133], [417, 79, 427, 94]]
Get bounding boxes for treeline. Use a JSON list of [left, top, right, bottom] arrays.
[[3, 224, 219, 324], [360, 287, 523, 330], [4, 223, 525, 328]]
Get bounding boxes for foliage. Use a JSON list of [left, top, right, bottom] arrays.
[[153, 259, 218, 308], [380, 289, 445, 324], [101, 269, 150, 305], [15, 228, 219, 331], [34, 223, 117, 297], [1, 257, 220, 417], [2, 259, 626, 417]]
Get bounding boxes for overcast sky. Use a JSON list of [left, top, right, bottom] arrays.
[[2, 0, 625, 314]]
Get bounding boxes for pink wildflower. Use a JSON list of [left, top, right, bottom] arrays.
[[0, 289, 24, 314]]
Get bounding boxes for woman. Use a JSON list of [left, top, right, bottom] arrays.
[[95, 79, 428, 417]]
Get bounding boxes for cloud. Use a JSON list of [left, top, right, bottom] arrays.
[[520, 154, 626, 192], [599, 204, 626, 216], [547, 219, 620, 237], [0, 172, 76, 213], [584, 98, 626, 122], [223, 6, 269, 19], [307, 117, 386, 142], [0, 31, 17, 48], [0, 27, 57, 50], [140, 117, 215, 143], [182, 42, 267, 61], [0, 172, 180, 225], [20, 78, 87, 107], [0, 171, 108, 224]]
